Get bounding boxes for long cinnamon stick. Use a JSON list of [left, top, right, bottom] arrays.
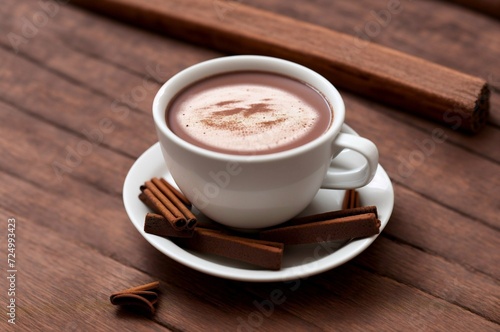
[[279, 206, 378, 228], [71, 0, 490, 133], [260, 213, 380, 245]]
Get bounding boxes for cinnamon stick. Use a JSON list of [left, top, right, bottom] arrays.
[[354, 191, 361, 210], [110, 293, 156, 314], [152, 178, 197, 229], [141, 186, 186, 230], [71, 0, 490, 133], [110, 281, 160, 315], [174, 228, 284, 270], [259, 213, 380, 245], [279, 206, 378, 227], [139, 192, 160, 214], [112, 281, 160, 294], [342, 189, 361, 210]]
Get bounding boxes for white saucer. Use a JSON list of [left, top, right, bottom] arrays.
[[123, 124, 394, 282]]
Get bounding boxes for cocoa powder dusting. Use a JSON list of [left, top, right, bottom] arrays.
[[166, 71, 332, 155], [201, 100, 286, 133]]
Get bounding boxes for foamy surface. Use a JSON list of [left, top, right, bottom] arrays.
[[167, 72, 332, 155]]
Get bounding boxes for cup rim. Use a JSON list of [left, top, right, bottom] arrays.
[[152, 55, 345, 162]]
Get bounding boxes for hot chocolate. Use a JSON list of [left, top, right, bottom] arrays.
[[166, 71, 333, 155]]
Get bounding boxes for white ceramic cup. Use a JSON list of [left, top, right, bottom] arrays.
[[153, 55, 378, 229]]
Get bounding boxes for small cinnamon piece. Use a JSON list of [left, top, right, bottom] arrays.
[[110, 281, 160, 298], [342, 189, 361, 210], [259, 213, 380, 245], [144, 213, 194, 238], [175, 228, 283, 270], [342, 189, 352, 210], [110, 293, 156, 314], [354, 191, 360, 209], [143, 182, 187, 230], [110, 281, 160, 315], [152, 178, 197, 229]]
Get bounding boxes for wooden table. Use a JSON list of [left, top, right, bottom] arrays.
[[1, 1, 499, 331]]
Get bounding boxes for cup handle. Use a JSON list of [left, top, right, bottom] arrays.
[[321, 132, 379, 189]]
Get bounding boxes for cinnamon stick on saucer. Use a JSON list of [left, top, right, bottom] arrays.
[[175, 228, 284, 270], [342, 189, 361, 210], [71, 0, 490, 132], [280, 206, 378, 227], [259, 213, 380, 245], [140, 179, 197, 230], [152, 178, 197, 229], [144, 213, 194, 238], [141, 184, 187, 231]]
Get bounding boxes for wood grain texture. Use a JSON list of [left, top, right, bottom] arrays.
[[2, 220, 173, 331], [69, 0, 490, 132], [0, 0, 499, 330]]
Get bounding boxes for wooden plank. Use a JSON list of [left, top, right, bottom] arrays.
[[1, 31, 499, 235], [0, 207, 171, 331], [355, 237, 500, 323], [0, 182, 328, 331], [1, 1, 499, 330], [244, 0, 500, 81], [0, 102, 498, 323], [2, 14, 499, 241], [245, 264, 499, 331], [0, 10, 184, 114], [3, 0, 499, 164], [2, 88, 499, 277], [1, 169, 498, 330], [385, 184, 500, 278], [10, 0, 499, 132], [0, 0, 218, 96], [0, 0, 500, 166], [0, 47, 155, 160]]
